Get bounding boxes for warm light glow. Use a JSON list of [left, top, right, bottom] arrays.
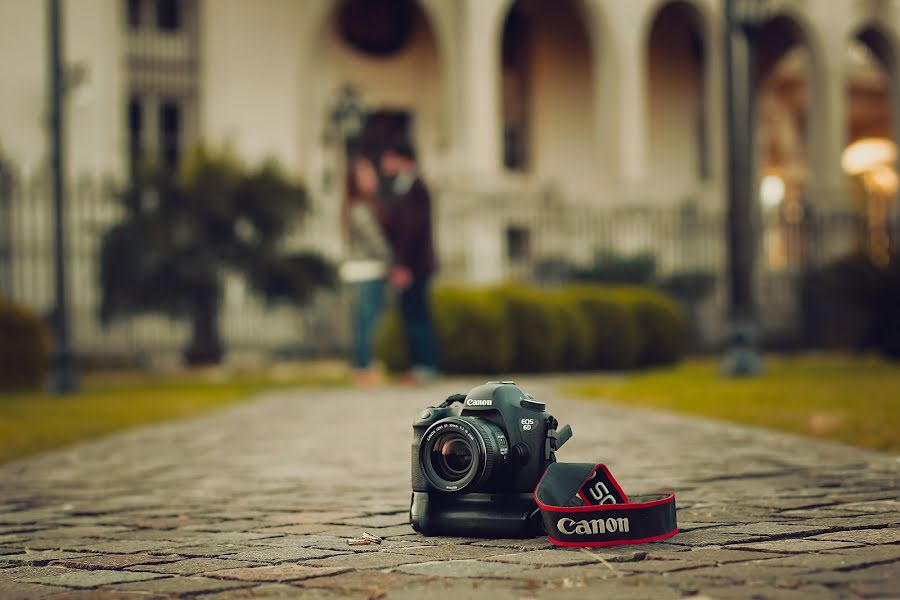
[[865, 164, 899, 197], [759, 174, 785, 209], [843, 138, 897, 267], [841, 138, 897, 175]]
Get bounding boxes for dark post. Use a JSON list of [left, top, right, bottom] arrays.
[[722, 0, 763, 376], [0, 160, 11, 297], [48, 0, 79, 393]]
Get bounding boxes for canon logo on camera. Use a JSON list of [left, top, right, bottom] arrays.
[[464, 398, 492, 406]]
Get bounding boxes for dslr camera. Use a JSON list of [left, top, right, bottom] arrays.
[[410, 381, 572, 537]]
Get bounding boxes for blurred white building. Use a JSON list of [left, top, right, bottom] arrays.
[[1, 0, 898, 357]]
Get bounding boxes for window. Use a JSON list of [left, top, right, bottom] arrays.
[[506, 226, 531, 262], [159, 100, 181, 170], [504, 124, 529, 172], [501, 5, 531, 171], [156, 0, 180, 32], [127, 97, 143, 175], [338, 0, 412, 57], [126, 0, 141, 29], [690, 32, 709, 181]]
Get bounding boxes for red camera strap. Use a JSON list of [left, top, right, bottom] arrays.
[[534, 463, 678, 547]]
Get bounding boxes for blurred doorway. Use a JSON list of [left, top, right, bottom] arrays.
[[359, 110, 412, 159], [320, 0, 443, 171], [844, 26, 898, 265], [646, 1, 708, 193], [499, 0, 598, 197], [309, 0, 443, 257], [846, 27, 894, 145]]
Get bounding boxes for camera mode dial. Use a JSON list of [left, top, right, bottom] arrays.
[[520, 395, 546, 411]]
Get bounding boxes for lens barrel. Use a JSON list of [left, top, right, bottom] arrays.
[[419, 416, 509, 493]]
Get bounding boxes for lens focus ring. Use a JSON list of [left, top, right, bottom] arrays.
[[419, 416, 506, 493], [468, 419, 496, 485]]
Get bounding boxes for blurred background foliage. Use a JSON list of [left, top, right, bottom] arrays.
[[98, 148, 335, 366], [803, 252, 900, 358], [0, 296, 50, 392]]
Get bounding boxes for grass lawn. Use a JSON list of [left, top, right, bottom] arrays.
[[0, 363, 349, 465], [565, 355, 900, 453]]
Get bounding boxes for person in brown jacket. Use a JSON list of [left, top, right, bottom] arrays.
[[379, 139, 439, 381]]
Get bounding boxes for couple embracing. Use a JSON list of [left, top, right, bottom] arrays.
[[340, 140, 439, 386]]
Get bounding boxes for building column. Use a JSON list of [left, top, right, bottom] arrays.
[[585, 5, 614, 191], [604, 9, 648, 188], [620, 42, 648, 184], [808, 42, 847, 211], [446, 0, 507, 283], [704, 9, 727, 201], [457, 0, 504, 180]]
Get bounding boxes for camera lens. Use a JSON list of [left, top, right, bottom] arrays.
[[419, 417, 510, 493], [432, 434, 473, 480]]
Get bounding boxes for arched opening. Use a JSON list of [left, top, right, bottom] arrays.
[[754, 16, 814, 271], [844, 26, 897, 265], [500, 0, 596, 196], [646, 1, 707, 194], [319, 0, 443, 170], [847, 30, 893, 143]]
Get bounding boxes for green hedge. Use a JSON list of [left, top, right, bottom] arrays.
[[375, 287, 513, 374], [561, 286, 641, 370], [611, 287, 689, 366], [374, 284, 687, 374], [546, 293, 594, 370], [805, 253, 900, 359], [0, 296, 51, 391], [492, 285, 563, 372]]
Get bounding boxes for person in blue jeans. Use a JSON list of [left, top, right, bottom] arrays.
[[379, 140, 439, 383], [340, 155, 392, 386]]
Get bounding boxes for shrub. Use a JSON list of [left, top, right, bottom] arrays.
[[572, 251, 657, 285], [546, 292, 593, 370], [375, 287, 514, 374], [373, 310, 410, 373], [492, 285, 563, 372], [0, 296, 51, 391], [435, 288, 514, 373], [561, 286, 641, 370], [375, 283, 688, 374], [810, 253, 900, 359], [612, 287, 688, 365]]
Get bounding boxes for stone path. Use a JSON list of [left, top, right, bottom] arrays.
[[1, 377, 899, 599]]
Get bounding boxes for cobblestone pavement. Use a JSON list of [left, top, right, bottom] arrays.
[[1, 377, 899, 599]]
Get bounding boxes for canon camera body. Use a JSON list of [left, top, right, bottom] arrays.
[[410, 382, 572, 537]]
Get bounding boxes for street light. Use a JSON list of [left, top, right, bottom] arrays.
[[721, 0, 773, 377], [330, 85, 365, 149], [48, 0, 79, 393], [324, 84, 365, 199], [841, 138, 896, 175]]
